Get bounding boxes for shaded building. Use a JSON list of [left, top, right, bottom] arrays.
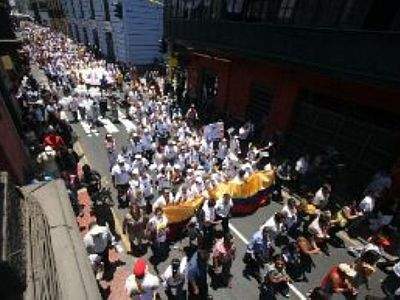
[[164, 0, 400, 190], [0, 1, 30, 184]]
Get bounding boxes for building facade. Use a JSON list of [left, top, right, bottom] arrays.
[[165, 0, 400, 190], [0, 2, 31, 184], [60, 0, 163, 65]]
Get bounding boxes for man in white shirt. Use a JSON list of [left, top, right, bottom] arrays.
[[112, 156, 131, 207], [215, 193, 234, 234], [295, 155, 309, 175], [153, 188, 173, 211], [202, 198, 220, 249], [312, 184, 331, 209], [125, 258, 160, 300], [148, 207, 169, 266], [260, 212, 286, 246], [83, 221, 116, 272], [359, 193, 375, 214]]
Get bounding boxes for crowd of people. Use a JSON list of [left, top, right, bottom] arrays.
[[15, 21, 400, 300]]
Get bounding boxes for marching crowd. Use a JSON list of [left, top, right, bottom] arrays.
[[15, 21, 400, 300]]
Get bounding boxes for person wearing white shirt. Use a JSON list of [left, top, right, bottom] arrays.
[[312, 184, 331, 209], [148, 207, 169, 265], [260, 212, 286, 246], [295, 155, 309, 175], [217, 139, 228, 164], [111, 156, 131, 207], [215, 193, 234, 234], [281, 198, 298, 235], [358, 193, 375, 214], [190, 177, 205, 197], [83, 221, 116, 272], [125, 258, 160, 300], [202, 198, 220, 249], [153, 189, 174, 211]]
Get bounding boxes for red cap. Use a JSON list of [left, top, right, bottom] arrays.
[[133, 259, 147, 278]]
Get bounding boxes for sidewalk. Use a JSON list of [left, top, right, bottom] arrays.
[[76, 168, 131, 300]]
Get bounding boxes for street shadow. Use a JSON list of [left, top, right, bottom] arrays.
[[102, 260, 126, 282], [129, 244, 148, 257], [97, 282, 110, 300]]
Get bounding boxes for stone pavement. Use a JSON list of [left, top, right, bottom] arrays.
[[76, 179, 131, 299]]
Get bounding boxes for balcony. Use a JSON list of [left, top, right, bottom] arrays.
[[166, 18, 400, 86]]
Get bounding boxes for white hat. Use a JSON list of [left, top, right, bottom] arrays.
[[338, 263, 357, 278], [135, 154, 142, 159], [45, 145, 53, 152], [117, 155, 125, 163], [195, 176, 203, 183]]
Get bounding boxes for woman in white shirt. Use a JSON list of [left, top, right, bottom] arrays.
[[281, 198, 299, 236]]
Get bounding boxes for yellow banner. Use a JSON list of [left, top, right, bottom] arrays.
[[163, 170, 275, 223]]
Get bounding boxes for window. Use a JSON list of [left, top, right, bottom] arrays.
[[74, 24, 81, 43], [278, 0, 297, 21], [245, 0, 271, 22], [83, 27, 89, 45], [70, 0, 76, 18], [103, 0, 110, 21], [363, 0, 400, 30], [89, 0, 95, 19], [79, 0, 84, 18], [199, 69, 218, 107], [245, 83, 274, 138], [92, 28, 100, 49], [105, 32, 115, 61]]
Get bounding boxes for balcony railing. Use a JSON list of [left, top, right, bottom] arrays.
[[167, 18, 400, 85]]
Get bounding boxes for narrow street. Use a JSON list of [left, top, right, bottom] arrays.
[[70, 104, 388, 299]]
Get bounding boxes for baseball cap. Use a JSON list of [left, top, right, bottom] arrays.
[[133, 258, 147, 279]]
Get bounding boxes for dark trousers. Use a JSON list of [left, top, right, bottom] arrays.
[[100, 101, 107, 117], [71, 111, 78, 122], [98, 245, 111, 270], [216, 215, 230, 234], [203, 225, 215, 250], [116, 184, 129, 206], [189, 280, 208, 299], [78, 107, 86, 120]]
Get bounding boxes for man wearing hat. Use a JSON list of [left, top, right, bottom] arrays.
[[125, 258, 160, 300]]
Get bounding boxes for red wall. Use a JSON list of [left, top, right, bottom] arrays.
[[0, 94, 29, 184], [187, 53, 400, 134]]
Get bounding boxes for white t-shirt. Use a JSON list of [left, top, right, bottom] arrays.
[[202, 201, 216, 223], [83, 225, 114, 254], [149, 215, 168, 243], [359, 195, 375, 213], [125, 273, 160, 300], [313, 188, 330, 208], [215, 198, 233, 218], [111, 163, 131, 185], [281, 205, 297, 229], [153, 193, 173, 211], [295, 157, 309, 174], [260, 216, 284, 240]]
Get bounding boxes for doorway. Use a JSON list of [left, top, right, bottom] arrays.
[[363, 0, 400, 30]]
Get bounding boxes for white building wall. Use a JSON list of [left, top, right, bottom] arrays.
[[60, 0, 163, 65], [122, 0, 163, 65]]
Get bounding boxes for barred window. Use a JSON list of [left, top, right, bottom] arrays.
[[278, 0, 297, 21]]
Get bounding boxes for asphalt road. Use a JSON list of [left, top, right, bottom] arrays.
[[71, 108, 389, 300]]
